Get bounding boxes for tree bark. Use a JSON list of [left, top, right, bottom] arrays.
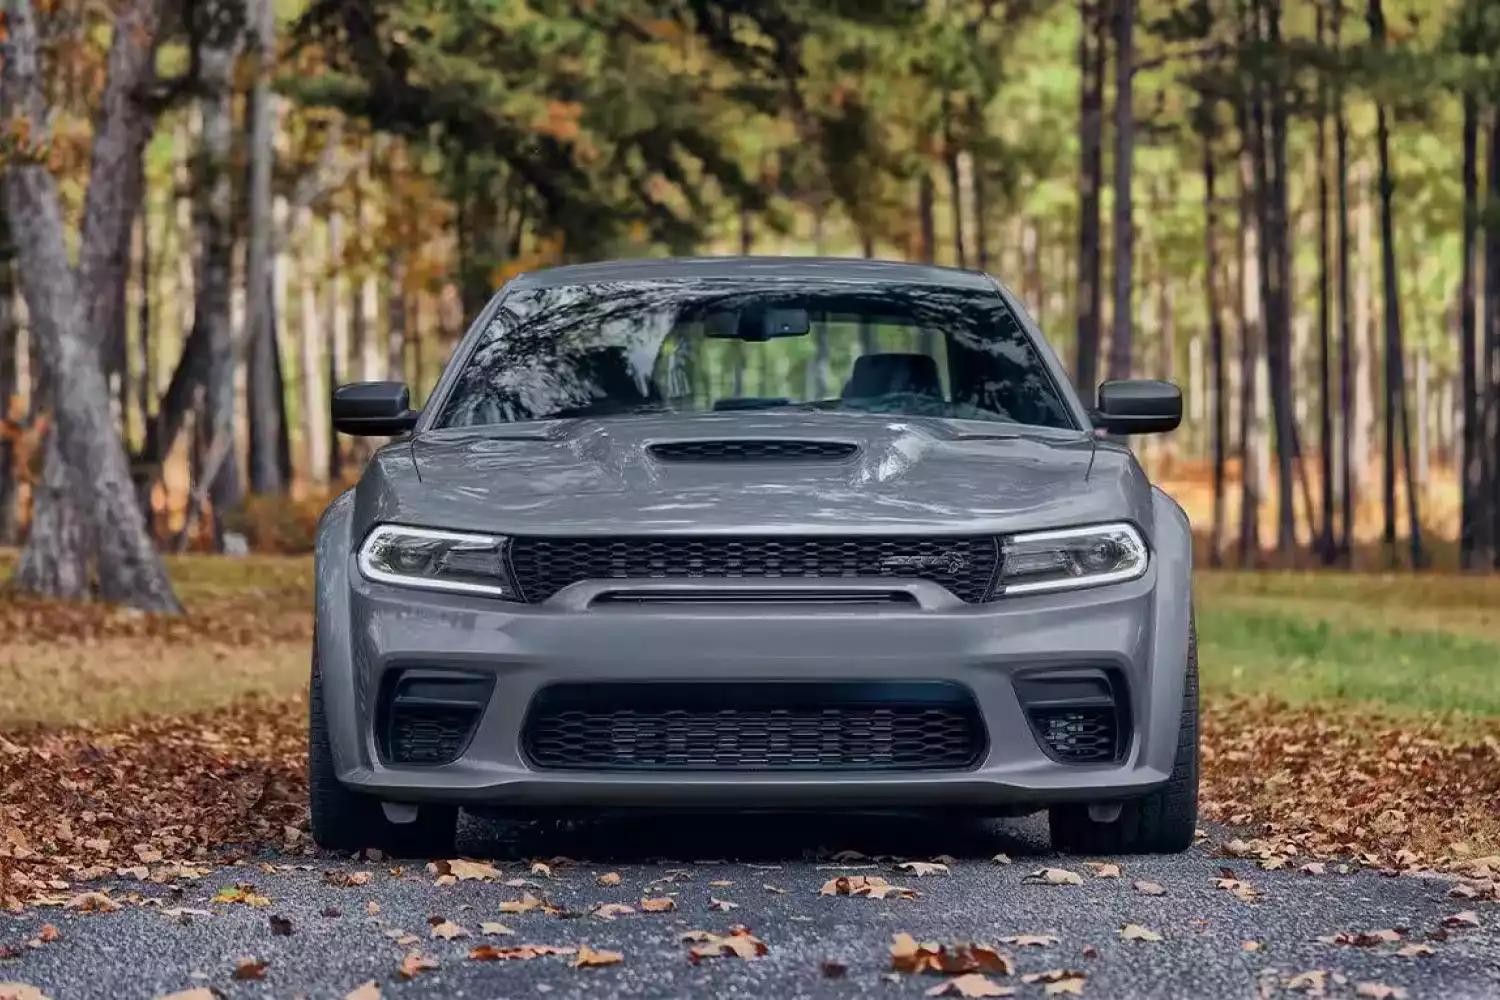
[[943, 99, 967, 270], [387, 248, 407, 381], [1073, 0, 1106, 400], [193, 0, 247, 546], [1315, 0, 1335, 562], [299, 207, 329, 484], [0, 240, 16, 545], [327, 209, 347, 483], [245, 0, 283, 495], [1483, 114, 1500, 566], [1332, 0, 1354, 562], [1237, 119, 1264, 565], [1206, 127, 1227, 567], [1352, 158, 1376, 541], [1368, 0, 1423, 568], [1, 0, 179, 611], [1107, 0, 1136, 385]]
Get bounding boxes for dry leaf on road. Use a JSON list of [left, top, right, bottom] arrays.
[[1443, 910, 1480, 928], [925, 973, 1017, 997], [343, 982, 380, 1000], [890, 934, 1014, 976], [1354, 984, 1407, 1000], [597, 872, 621, 886], [639, 896, 676, 913], [1132, 880, 1166, 896], [1028, 868, 1084, 886], [573, 945, 624, 968], [1086, 862, 1120, 878], [1001, 934, 1058, 948], [683, 927, 768, 962], [1120, 924, 1163, 942], [397, 952, 437, 979], [498, 893, 544, 915], [592, 903, 635, 920], [233, 958, 268, 981], [899, 861, 950, 877]]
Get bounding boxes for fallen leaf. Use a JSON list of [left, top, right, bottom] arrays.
[[1132, 880, 1167, 896], [1443, 910, 1480, 928], [153, 991, 221, 1000], [35, 925, 58, 944], [529, 862, 553, 877], [991, 854, 1012, 865], [478, 922, 514, 936], [591, 903, 635, 920], [899, 861, 950, 877], [212, 886, 269, 907], [366, 901, 380, 916], [820, 875, 917, 900], [573, 945, 623, 968], [233, 958, 268, 981], [498, 893, 544, 915], [468, 944, 575, 961], [1241, 940, 1260, 952], [269, 915, 293, 936], [1028, 868, 1084, 886], [1001, 935, 1058, 948], [822, 959, 848, 978], [65, 891, 122, 912], [1354, 985, 1406, 1000], [323, 870, 372, 887], [639, 896, 676, 913], [1301, 863, 1327, 876], [925, 973, 1017, 997], [1120, 924, 1162, 942], [708, 880, 734, 888], [1317, 929, 1402, 947], [889, 933, 1015, 975], [1021, 970, 1087, 996], [684, 926, 769, 961], [597, 872, 621, 887], [1395, 943, 1433, 958], [1086, 862, 1120, 878], [1285, 970, 1328, 995], [1214, 876, 1260, 903], [430, 920, 470, 940], [709, 897, 738, 911], [343, 981, 380, 1000], [0, 986, 51, 1000], [764, 885, 787, 894], [398, 951, 439, 978]]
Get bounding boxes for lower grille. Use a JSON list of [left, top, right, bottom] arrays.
[[521, 682, 986, 772], [388, 706, 482, 765], [379, 670, 493, 766], [1027, 707, 1119, 763]]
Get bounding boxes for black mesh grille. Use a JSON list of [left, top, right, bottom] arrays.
[[1027, 707, 1119, 763], [648, 440, 859, 462], [508, 535, 1000, 604], [387, 706, 482, 765], [521, 682, 986, 771]]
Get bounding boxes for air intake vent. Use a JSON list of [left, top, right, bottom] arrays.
[[648, 440, 859, 462]]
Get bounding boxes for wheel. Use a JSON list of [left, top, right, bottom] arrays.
[[308, 648, 458, 858], [1048, 617, 1199, 855]]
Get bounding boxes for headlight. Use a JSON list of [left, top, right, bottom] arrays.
[[997, 522, 1148, 596], [356, 525, 517, 599]]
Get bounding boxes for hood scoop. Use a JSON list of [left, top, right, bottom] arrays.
[[647, 439, 860, 463]]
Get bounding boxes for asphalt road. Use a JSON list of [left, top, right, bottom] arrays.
[[3, 813, 1496, 1000]]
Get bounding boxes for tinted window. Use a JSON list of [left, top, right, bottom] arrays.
[[435, 279, 1075, 430]]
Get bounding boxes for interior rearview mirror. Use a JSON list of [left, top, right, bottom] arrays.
[[332, 381, 419, 437], [1093, 379, 1182, 435]]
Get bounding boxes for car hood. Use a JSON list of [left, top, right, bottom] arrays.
[[359, 413, 1151, 536]]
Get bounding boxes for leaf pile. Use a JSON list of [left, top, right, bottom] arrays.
[[0, 697, 306, 908], [1202, 696, 1500, 864], [890, 933, 1015, 976]]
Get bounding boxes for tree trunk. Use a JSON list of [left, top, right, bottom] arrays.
[[193, 0, 246, 547], [1237, 123, 1264, 565], [0, 242, 16, 545], [1206, 133, 1227, 567], [918, 171, 936, 265], [1315, 0, 1335, 562], [1, 0, 179, 611], [327, 209, 347, 483], [299, 207, 329, 484], [1074, 0, 1106, 400], [944, 100, 967, 270], [1368, 0, 1423, 567], [1332, 0, 1354, 562], [1352, 158, 1375, 541], [1107, 0, 1136, 386], [245, 0, 282, 495], [387, 248, 407, 381], [1482, 113, 1500, 566], [971, 97, 990, 272]]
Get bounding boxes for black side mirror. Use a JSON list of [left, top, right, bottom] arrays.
[[332, 381, 419, 436], [1092, 379, 1182, 435]]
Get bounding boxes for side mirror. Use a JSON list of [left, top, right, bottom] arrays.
[[332, 381, 419, 436], [1092, 379, 1182, 435]]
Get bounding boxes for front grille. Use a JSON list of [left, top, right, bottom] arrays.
[[1027, 707, 1119, 763], [521, 682, 987, 771], [648, 440, 859, 462], [507, 534, 1000, 604], [388, 706, 482, 765]]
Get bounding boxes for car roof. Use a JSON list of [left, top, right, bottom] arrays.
[[506, 256, 999, 292]]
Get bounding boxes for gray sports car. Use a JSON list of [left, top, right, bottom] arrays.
[[310, 256, 1195, 857]]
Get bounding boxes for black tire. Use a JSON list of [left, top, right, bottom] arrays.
[[1048, 618, 1199, 855], [308, 650, 458, 858]]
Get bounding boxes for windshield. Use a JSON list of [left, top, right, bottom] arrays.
[[433, 278, 1076, 430]]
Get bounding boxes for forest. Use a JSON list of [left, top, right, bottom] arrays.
[[1, 0, 1499, 612]]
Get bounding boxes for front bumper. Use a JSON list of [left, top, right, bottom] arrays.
[[317, 564, 1194, 811]]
